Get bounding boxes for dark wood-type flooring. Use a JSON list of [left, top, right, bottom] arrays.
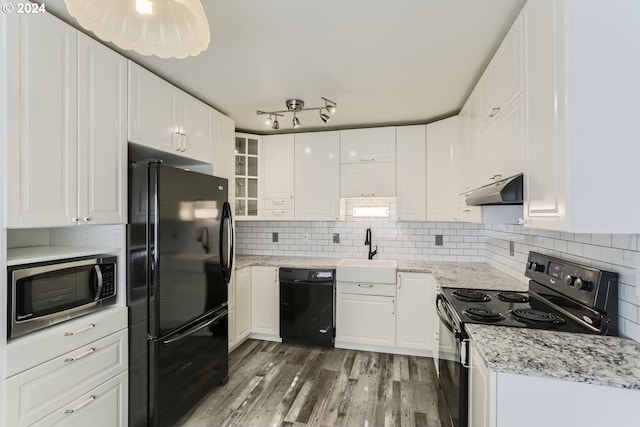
[[176, 339, 445, 427]]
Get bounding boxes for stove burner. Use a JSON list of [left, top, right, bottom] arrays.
[[463, 307, 505, 322], [497, 292, 530, 303], [452, 289, 490, 302], [509, 309, 565, 326]]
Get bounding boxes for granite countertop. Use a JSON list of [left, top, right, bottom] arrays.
[[466, 324, 640, 390], [235, 255, 527, 292]]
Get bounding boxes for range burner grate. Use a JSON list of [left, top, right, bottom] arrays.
[[463, 307, 505, 322], [452, 289, 490, 302], [497, 292, 530, 303], [509, 309, 565, 326]]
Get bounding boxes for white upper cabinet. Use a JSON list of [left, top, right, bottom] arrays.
[[234, 133, 261, 220], [262, 134, 295, 200], [211, 110, 236, 181], [340, 127, 396, 163], [128, 62, 212, 163], [294, 131, 340, 220], [263, 134, 295, 220], [77, 35, 127, 226], [341, 162, 396, 198], [457, 88, 483, 194], [426, 117, 459, 222], [4, 12, 126, 227], [477, 14, 524, 186], [522, 0, 640, 233], [480, 14, 523, 130], [396, 125, 426, 221]]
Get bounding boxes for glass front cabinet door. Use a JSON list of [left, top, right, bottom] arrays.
[[234, 134, 260, 219]]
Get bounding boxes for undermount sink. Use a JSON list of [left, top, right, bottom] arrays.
[[336, 258, 397, 284]]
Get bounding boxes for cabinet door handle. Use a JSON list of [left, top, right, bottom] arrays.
[[71, 217, 80, 223], [64, 395, 96, 415], [172, 132, 181, 151], [392, 299, 395, 315], [360, 193, 375, 197], [463, 209, 471, 213], [398, 274, 402, 289], [64, 323, 96, 336], [489, 107, 501, 117], [82, 216, 91, 222], [360, 158, 376, 162], [64, 347, 96, 363], [489, 174, 502, 181], [272, 211, 286, 216], [357, 284, 373, 288]]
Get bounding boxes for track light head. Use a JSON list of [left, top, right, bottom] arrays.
[[320, 110, 331, 124], [322, 97, 337, 114], [265, 115, 273, 126], [292, 114, 301, 128], [272, 118, 279, 130]]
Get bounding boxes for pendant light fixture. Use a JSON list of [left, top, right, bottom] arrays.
[[64, 0, 211, 59], [257, 97, 337, 130]]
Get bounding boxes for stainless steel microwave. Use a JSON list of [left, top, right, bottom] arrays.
[[8, 256, 117, 339]]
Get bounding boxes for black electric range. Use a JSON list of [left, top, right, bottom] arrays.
[[436, 251, 619, 427]]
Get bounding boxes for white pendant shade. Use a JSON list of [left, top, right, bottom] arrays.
[[64, 0, 210, 59]]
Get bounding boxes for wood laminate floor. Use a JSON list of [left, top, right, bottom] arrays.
[[176, 340, 446, 427]]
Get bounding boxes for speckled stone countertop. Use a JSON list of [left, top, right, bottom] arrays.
[[235, 255, 527, 292], [466, 324, 640, 390]]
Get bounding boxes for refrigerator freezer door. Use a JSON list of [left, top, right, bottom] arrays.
[[150, 164, 229, 337], [149, 308, 229, 427]]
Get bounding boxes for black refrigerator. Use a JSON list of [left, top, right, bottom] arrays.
[[127, 161, 233, 427]]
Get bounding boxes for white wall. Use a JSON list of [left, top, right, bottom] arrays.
[[484, 224, 640, 342]]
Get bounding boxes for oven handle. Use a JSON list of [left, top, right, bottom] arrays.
[[461, 338, 471, 368], [436, 294, 464, 338]]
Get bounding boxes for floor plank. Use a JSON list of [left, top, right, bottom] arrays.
[[176, 340, 445, 427]]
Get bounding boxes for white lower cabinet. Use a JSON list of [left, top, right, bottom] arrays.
[[336, 292, 395, 348], [4, 327, 128, 427], [250, 266, 280, 341], [469, 340, 640, 427], [31, 372, 127, 427], [395, 273, 437, 355], [229, 267, 252, 351]]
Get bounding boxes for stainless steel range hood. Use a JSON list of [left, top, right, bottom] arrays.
[[465, 174, 523, 206]]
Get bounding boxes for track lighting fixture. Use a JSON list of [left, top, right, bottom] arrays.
[[256, 97, 337, 130]]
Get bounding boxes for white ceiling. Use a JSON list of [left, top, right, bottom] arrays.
[[43, 0, 526, 134]]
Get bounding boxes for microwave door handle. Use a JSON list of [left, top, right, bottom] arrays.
[[93, 265, 103, 301]]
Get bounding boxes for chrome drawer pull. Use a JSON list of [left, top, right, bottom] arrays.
[[64, 324, 96, 336], [358, 284, 373, 288], [64, 347, 96, 363], [64, 395, 96, 415]]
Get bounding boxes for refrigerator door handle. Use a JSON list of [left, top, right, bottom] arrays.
[[219, 201, 234, 283], [162, 309, 228, 346]]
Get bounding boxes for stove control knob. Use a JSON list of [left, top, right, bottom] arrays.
[[530, 262, 545, 272], [574, 277, 592, 291], [564, 274, 575, 287]]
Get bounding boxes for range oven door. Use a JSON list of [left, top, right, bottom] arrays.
[[436, 293, 468, 427]]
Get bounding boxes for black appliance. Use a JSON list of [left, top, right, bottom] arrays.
[[279, 267, 335, 347], [436, 251, 618, 427], [128, 161, 233, 427], [7, 256, 117, 339]]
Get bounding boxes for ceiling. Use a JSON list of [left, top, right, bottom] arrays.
[[42, 0, 526, 134]]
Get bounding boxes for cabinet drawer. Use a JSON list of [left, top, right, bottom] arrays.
[[264, 198, 294, 209], [4, 307, 127, 377], [263, 209, 294, 220], [30, 372, 128, 427], [337, 281, 396, 297], [5, 330, 127, 427]]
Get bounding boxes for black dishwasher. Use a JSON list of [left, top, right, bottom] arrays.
[[279, 267, 335, 347]]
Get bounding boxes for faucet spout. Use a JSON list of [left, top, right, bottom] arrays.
[[365, 228, 377, 259]]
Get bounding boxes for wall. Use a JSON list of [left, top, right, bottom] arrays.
[[236, 199, 484, 262], [484, 224, 640, 342]]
